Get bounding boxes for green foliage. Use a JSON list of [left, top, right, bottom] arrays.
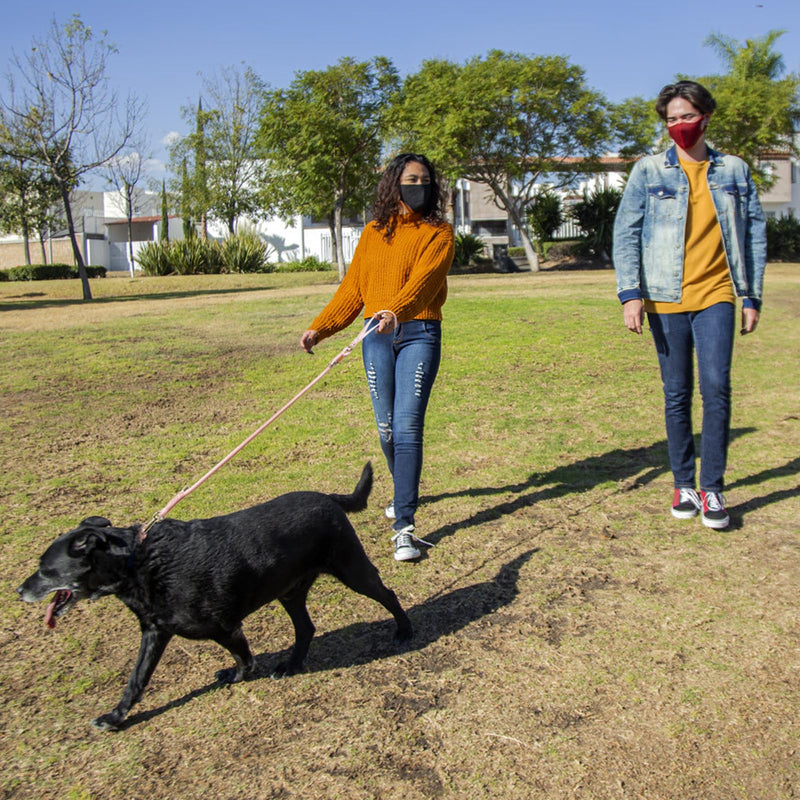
[[694, 30, 800, 189], [2, 263, 105, 280], [220, 228, 269, 273], [393, 50, 608, 270], [527, 190, 563, 246], [274, 256, 334, 272], [6, 263, 72, 280], [160, 181, 169, 243], [454, 233, 486, 265], [136, 242, 172, 276], [766, 211, 800, 262], [170, 238, 216, 275], [257, 56, 398, 275], [570, 187, 622, 261], [608, 96, 663, 159], [170, 67, 267, 235]]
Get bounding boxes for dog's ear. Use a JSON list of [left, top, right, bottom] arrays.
[[79, 516, 112, 528], [69, 529, 110, 556]]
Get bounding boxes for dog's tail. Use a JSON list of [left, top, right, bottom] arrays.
[[328, 461, 373, 513]]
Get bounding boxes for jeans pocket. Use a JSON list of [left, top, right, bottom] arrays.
[[422, 320, 442, 341]]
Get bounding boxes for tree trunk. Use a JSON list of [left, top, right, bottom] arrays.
[[327, 215, 339, 276], [333, 188, 346, 281], [127, 217, 135, 278], [492, 182, 540, 272], [38, 231, 47, 264], [21, 216, 31, 265], [59, 182, 92, 300]]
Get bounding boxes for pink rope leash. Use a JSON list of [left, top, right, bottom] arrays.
[[139, 310, 397, 539]]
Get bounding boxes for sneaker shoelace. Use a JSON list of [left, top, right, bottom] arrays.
[[705, 492, 726, 511], [391, 531, 435, 548], [679, 488, 701, 508]]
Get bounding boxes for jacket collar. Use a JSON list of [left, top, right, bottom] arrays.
[[664, 144, 724, 167]]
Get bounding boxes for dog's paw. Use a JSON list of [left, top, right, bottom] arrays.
[[394, 624, 413, 644], [270, 660, 302, 679], [215, 666, 245, 684], [91, 713, 122, 732]]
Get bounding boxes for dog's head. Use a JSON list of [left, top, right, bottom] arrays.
[[16, 516, 134, 628]]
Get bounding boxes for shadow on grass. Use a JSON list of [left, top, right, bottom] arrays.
[[421, 428, 761, 544], [0, 285, 276, 311], [118, 549, 536, 729]]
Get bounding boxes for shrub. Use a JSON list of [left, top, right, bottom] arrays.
[[0, 270, 8, 281], [766, 211, 800, 262], [137, 242, 173, 276], [454, 233, 486, 266], [6, 263, 73, 280], [528, 189, 563, 248], [220, 229, 268, 273], [73, 266, 106, 278], [570, 187, 622, 262], [170, 239, 212, 275], [274, 256, 334, 272]]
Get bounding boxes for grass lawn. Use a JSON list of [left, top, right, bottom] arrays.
[[1, 265, 798, 799]]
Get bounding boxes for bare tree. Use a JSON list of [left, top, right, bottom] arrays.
[[0, 14, 144, 299], [105, 145, 151, 277]]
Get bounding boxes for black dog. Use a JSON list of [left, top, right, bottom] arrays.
[[17, 463, 411, 730]]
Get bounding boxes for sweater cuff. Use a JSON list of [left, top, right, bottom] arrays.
[[742, 297, 761, 312]]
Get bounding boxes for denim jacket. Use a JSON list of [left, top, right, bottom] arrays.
[[613, 145, 766, 310]]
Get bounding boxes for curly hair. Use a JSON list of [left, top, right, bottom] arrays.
[[372, 153, 447, 240], [655, 80, 717, 120]]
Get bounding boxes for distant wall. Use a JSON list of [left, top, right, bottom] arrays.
[[0, 239, 76, 269]]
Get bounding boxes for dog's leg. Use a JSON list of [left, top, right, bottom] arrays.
[[213, 626, 255, 684], [331, 561, 413, 643], [91, 626, 172, 731], [272, 577, 316, 678]]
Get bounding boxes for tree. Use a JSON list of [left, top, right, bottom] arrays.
[[160, 180, 169, 243], [527, 189, 563, 249], [201, 65, 266, 234], [257, 57, 398, 279], [104, 145, 150, 277], [0, 15, 143, 299], [694, 30, 800, 189], [0, 149, 62, 264], [608, 96, 663, 159], [393, 50, 608, 271]]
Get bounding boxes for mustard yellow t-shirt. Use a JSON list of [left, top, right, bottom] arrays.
[[645, 158, 735, 314]]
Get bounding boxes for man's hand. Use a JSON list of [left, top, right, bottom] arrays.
[[623, 299, 644, 335], [741, 306, 759, 335]]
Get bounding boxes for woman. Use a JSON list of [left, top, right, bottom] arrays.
[[300, 153, 454, 560], [613, 80, 766, 529]]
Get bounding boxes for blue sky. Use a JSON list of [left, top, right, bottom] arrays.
[[2, 0, 798, 180]]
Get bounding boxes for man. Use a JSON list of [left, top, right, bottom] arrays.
[[613, 80, 766, 529]]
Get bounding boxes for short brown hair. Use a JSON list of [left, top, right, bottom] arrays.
[[655, 80, 716, 120]]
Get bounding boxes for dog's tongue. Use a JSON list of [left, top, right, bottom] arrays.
[[45, 590, 70, 629]]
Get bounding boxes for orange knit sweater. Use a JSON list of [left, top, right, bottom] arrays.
[[310, 213, 454, 342]]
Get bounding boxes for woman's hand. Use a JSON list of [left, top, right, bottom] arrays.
[[300, 329, 319, 353], [374, 311, 397, 335], [623, 299, 644, 335]]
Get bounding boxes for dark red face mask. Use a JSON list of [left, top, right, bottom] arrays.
[[667, 115, 708, 149]]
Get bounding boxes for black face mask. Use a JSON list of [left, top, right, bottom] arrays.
[[400, 184, 432, 213]]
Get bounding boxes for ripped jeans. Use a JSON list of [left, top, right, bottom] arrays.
[[361, 319, 442, 531]]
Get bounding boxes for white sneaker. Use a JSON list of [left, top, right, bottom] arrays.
[[391, 526, 421, 561], [385, 502, 395, 520]]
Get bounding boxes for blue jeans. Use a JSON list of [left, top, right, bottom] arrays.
[[361, 319, 442, 531], [648, 302, 735, 492]]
